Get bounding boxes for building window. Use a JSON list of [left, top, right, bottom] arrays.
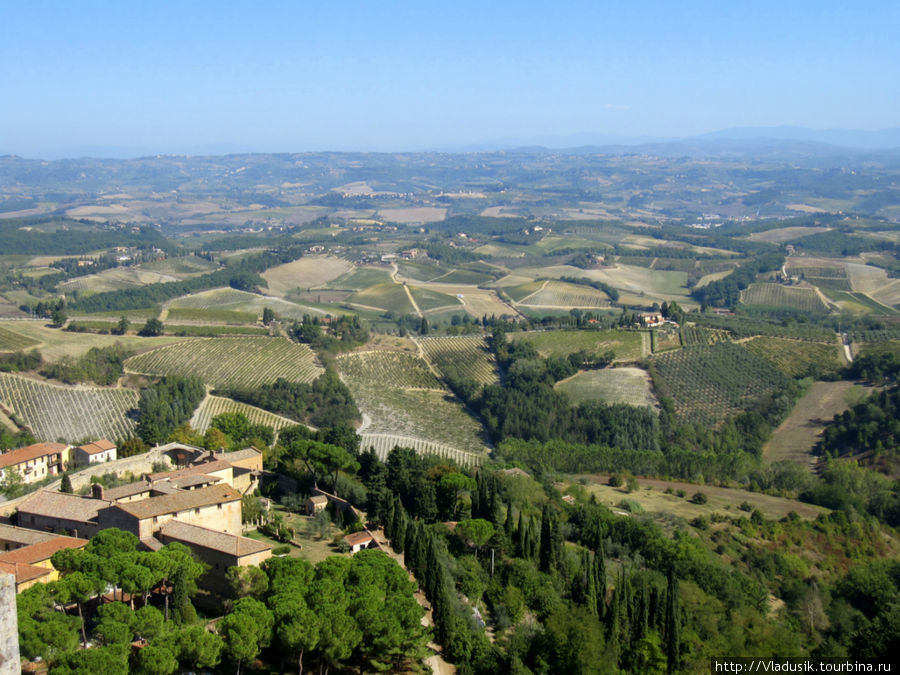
[[217, 503, 222, 510], [194, 508, 200, 514]]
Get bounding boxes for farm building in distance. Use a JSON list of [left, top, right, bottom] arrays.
[[73, 439, 117, 465], [638, 312, 665, 328]]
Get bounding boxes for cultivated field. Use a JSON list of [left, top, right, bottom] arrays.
[[679, 325, 731, 346], [740, 283, 828, 312], [575, 474, 826, 521], [416, 283, 516, 318], [358, 434, 483, 466], [747, 226, 832, 244], [409, 286, 462, 312], [0, 321, 189, 361], [516, 280, 610, 308], [59, 267, 179, 295], [168, 288, 332, 320], [555, 367, 657, 408], [0, 326, 39, 352], [337, 351, 488, 456], [138, 256, 218, 278], [166, 308, 258, 324], [326, 266, 393, 291], [125, 337, 323, 389], [520, 263, 690, 305], [742, 337, 843, 378], [0, 372, 139, 442], [377, 207, 447, 223], [347, 283, 415, 314], [416, 335, 500, 385], [261, 256, 353, 296], [764, 381, 867, 468], [651, 343, 790, 426], [168, 288, 261, 309], [190, 394, 298, 435], [510, 329, 644, 361]]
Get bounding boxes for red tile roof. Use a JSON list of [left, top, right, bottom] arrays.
[[160, 520, 271, 557], [77, 439, 115, 455], [344, 531, 374, 547], [110, 484, 241, 520], [0, 560, 53, 585], [0, 536, 87, 565], [0, 443, 67, 469]]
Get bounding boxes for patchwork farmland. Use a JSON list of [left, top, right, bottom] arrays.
[[417, 335, 500, 385], [740, 283, 828, 312]]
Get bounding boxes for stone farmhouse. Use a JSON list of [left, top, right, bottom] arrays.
[[13, 447, 271, 582], [72, 439, 117, 465]]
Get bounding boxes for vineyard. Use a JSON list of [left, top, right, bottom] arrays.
[[168, 288, 259, 309], [555, 367, 657, 409], [125, 337, 323, 389], [694, 315, 836, 342], [651, 343, 791, 426], [166, 308, 259, 323], [190, 395, 297, 435], [417, 335, 500, 385], [0, 326, 38, 352], [517, 280, 610, 308], [337, 351, 488, 455], [358, 433, 483, 466], [740, 283, 828, 312], [679, 325, 732, 347], [650, 329, 681, 353], [336, 351, 442, 390], [0, 372, 139, 442], [511, 329, 644, 361], [742, 336, 843, 379], [168, 288, 330, 320]]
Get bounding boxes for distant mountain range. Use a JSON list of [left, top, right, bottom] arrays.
[[6, 126, 900, 160]]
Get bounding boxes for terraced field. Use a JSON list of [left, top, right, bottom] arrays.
[[517, 280, 610, 308], [337, 351, 488, 456], [417, 335, 499, 385], [190, 394, 298, 434], [510, 329, 644, 361], [0, 372, 139, 442], [651, 343, 791, 426], [740, 283, 828, 312], [555, 367, 657, 408], [0, 326, 39, 352], [125, 337, 323, 389]]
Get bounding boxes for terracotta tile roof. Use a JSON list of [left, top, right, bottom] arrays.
[[160, 520, 271, 557], [0, 536, 87, 565], [222, 448, 262, 462], [0, 443, 68, 469], [170, 474, 221, 489], [147, 459, 233, 482], [77, 440, 115, 455], [103, 482, 156, 501], [110, 484, 241, 520], [344, 531, 374, 547], [0, 523, 57, 546], [18, 491, 108, 524], [0, 560, 52, 585]]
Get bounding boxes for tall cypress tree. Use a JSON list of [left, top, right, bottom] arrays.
[[539, 505, 553, 573], [664, 571, 680, 674], [516, 512, 527, 558]]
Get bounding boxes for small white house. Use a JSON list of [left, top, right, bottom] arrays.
[[74, 440, 117, 466]]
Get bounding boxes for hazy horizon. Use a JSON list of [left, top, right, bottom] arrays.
[[2, 0, 899, 159]]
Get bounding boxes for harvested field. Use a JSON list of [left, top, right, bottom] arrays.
[[555, 367, 656, 408], [377, 207, 447, 223], [138, 257, 218, 278], [59, 267, 179, 295], [326, 266, 393, 291], [262, 256, 353, 296], [348, 283, 415, 314], [417, 284, 516, 318], [748, 226, 831, 244], [0, 372, 139, 442], [409, 286, 462, 312], [764, 381, 868, 468], [125, 337, 322, 389]]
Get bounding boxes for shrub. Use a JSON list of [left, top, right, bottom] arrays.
[[271, 545, 291, 556], [739, 501, 753, 512], [690, 491, 708, 505], [676, 489, 686, 498]]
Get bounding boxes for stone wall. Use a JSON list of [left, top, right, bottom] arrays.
[[0, 573, 19, 675]]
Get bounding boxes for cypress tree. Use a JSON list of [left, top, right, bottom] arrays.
[[539, 506, 553, 573], [394, 508, 408, 554], [664, 571, 680, 673], [503, 503, 514, 534], [516, 512, 526, 558], [596, 543, 607, 619], [404, 519, 418, 568], [59, 474, 73, 494]]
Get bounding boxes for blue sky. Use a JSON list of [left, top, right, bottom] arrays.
[[2, 0, 898, 157]]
